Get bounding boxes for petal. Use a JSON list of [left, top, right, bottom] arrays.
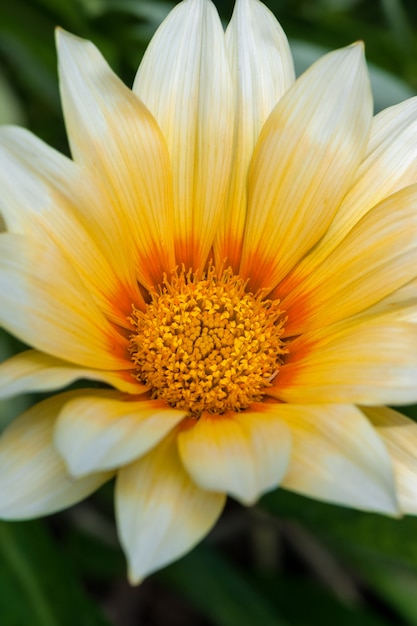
[[356, 277, 417, 324], [278, 96, 417, 297], [363, 406, 417, 515], [178, 410, 291, 505], [54, 394, 187, 476], [0, 234, 129, 370], [271, 319, 417, 405], [268, 404, 398, 514], [57, 29, 175, 287], [0, 126, 140, 326], [116, 432, 225, 583], [0, 350, 144, 399], [133, 0, 233, 270], [240, 43, 372, 292], [281, 185, 417, 335], [214, 0, 295, 271], [0, 393, 112, 519]]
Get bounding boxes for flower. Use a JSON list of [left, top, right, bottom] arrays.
[[1, 0, 417, 584]]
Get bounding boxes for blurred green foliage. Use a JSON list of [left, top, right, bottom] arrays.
[[1, 0, 417, 624]]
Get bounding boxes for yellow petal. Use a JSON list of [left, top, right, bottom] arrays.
[[133, 0, 233, 270], [281, 185, 417, 335], [278, 96, 417, 296], [363, 406, 417, 515], [0, 126, 140, 327], [326, 95, 417, 243], [116, 432, 225, 583], [178, 410, 291, 505], [54, 394, 187, 476], [0, 350, 144, 399], [214, 0, 294, 271], [271, 319, 417, 405], [259, 403, 398, 514], [0, 234, 129, 370], [356, 278, 417, 324], [57, 29, 175, 288], [0, 393, 113, 519], [240, 43, 372, 292]]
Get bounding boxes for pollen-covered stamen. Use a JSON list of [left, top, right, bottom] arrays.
[[129, 266, 287, 416]]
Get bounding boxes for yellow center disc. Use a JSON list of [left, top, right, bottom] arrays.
[[129, 266, 287, 416]]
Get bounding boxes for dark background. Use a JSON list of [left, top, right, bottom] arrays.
[[1, 1, 417, 624]]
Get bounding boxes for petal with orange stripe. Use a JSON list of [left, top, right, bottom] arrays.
[[240, 43, 372, 292], [57, 29, 175, 288], [133, 0, 233, 270], [214, 0, 294, 271]]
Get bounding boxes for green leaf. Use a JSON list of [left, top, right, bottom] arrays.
[[158, 546, 288, 626], [0, 520, 113, 626], [348, 556, 417, 626], [263, 490, 417, 622], [258, 574, 395, 626], [263, 490, 417, 569], [94, 0, 173, 22], [0, 70, 25, 125], [63, 525, 125, 582]]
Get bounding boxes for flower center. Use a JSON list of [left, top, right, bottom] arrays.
[[129, 266, 287, 416]]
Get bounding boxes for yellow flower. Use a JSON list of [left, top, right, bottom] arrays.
[[1, 0, 417, 583]]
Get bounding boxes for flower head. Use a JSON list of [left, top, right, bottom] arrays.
[[1, 0, 417, 583]]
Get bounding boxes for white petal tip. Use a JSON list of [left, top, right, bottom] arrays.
[[55, 26, 71, 46], [127, 568, 145, 586], [55, 27, 92, 57], [351, 40, 365, 52], [236, 495, 258, 507]]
